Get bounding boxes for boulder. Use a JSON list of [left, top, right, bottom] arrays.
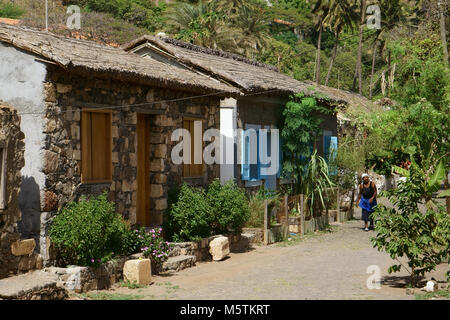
[[123, 259, 152, 285], [209, 236, 230, 261]]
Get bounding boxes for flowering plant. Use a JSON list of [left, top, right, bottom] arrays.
[[130, 227, 172, 265]]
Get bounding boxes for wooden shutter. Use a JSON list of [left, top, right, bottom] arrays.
[[82, 110, 112, 182], [183, 119, 203, 177]]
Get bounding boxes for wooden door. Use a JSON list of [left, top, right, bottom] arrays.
[[137, 114, 151, 226]]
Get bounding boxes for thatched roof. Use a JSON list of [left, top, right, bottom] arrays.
[[0, 24, 238, 96], [122, 35, 374, 111]]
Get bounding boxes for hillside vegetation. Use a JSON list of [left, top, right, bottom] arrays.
[[1, 0, 448, 108]]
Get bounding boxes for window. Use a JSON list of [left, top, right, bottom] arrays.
[[241, 125, 282, 182], [183, 118, 203, 177], [81, 110, 112, 182], [0, 143, 6, 210]]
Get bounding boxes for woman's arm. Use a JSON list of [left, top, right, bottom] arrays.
[[369, 182, 377, 203], [356, 184, 363, 206]]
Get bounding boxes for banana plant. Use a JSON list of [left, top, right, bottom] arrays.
[[303, 150, 335, 216]]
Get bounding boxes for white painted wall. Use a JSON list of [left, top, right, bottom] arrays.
[[0, 43, 47, 256], [220, 98, 237, 184]]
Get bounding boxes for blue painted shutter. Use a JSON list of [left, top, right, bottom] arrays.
[[241, 130, 250, 181]]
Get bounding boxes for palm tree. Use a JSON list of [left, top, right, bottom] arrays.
[[165, 1, 235, 50], [232, 3, 269, 58], [310, 0, 331, 84], [322, 0, 358, 86]]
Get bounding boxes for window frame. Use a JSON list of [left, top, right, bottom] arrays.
[[81, 109, 113, 184]]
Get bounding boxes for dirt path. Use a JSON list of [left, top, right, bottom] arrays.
[[91, 218, 448, 300]]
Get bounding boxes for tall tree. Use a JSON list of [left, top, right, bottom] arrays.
[[438, 1, 449, 66], [310, 0, 331, 84], [322, 0, 358, 86], [352, 0, 367, 95]]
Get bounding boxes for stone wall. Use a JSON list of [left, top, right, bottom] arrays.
[[0, 102, 42, 279], [39, 67, 221, 263]]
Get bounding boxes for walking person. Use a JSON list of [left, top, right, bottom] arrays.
[[356, 173, 377, 231]]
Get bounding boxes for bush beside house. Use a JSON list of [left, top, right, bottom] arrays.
[[164, 179, 250, 242]]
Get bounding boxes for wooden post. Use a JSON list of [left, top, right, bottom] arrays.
[[284, 195, 289, 238], [300, 194, 305, 236], [336, 187, 341, 223], [264, 199, 269, 245]]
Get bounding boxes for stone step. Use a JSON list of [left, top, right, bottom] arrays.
[[0, 270, 68, 300], [161, 255, 196, 273]]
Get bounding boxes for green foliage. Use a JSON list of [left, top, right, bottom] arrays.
[[77, 0, 167, 31], [371, 164, 450, 287], [362, 98, 449, 176], [389, 36, 450, 111], [206, 179, 250, 234], [332, 134, 366, 191], [164, 183, 212, 242], [49, 193, 129, 267], [0, 2, 25, 18], [304, 150, 335, 216], [280, 93, 331, 191], [165, 180, 251, 241]]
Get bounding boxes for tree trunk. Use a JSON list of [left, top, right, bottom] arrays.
[[353, 0, 367, 94], [369, 40, 378, 99], [438, 1, 449, 66], [315, 23, 323, 84], [325, 31, 340, 86]]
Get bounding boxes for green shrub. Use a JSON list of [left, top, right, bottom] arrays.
[[165, 180, 251, 241], [206, 179, 250, 235], [0, 3, 25, 19], [164, 183, 212, 242], [49, 192, 129, 266]]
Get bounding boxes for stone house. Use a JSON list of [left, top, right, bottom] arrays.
[[0, 24, 239, 266], [0, 102, 43, 278], [122, 36, 372, 191]]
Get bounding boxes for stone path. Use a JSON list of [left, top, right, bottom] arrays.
[[91, 216, 449, 300]]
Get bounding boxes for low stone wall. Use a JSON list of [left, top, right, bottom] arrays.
[[0, 102, 43, 279], [169, 233, 254, 262], [242, 228, 264, 244], [44, 256, 128, 293]]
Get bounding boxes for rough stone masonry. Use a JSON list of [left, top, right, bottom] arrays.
[[0, 102, 43, 279]]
